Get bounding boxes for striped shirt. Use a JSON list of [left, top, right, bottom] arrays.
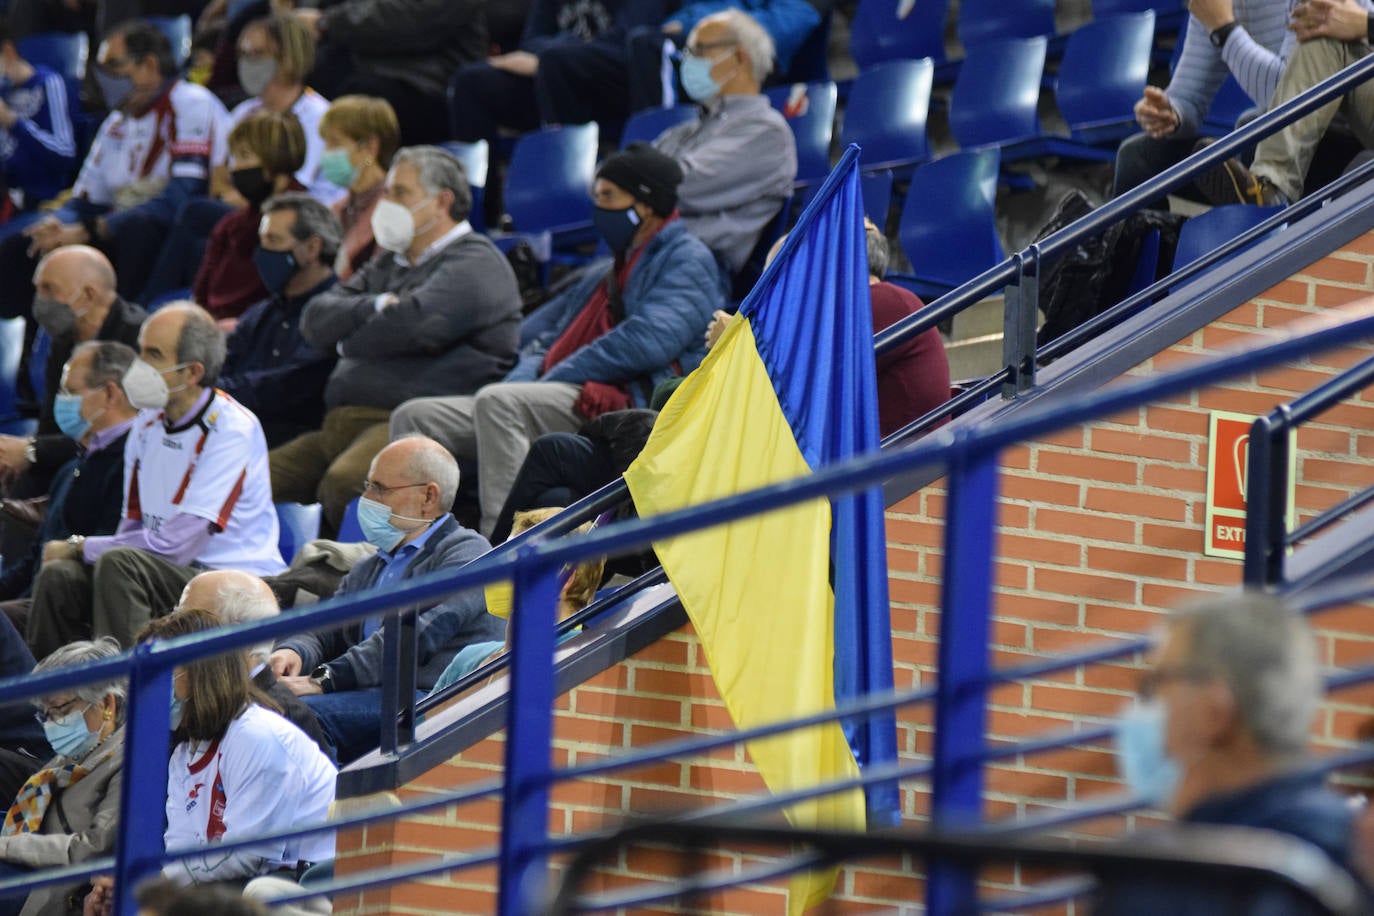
[[0, 65, 76, 205]]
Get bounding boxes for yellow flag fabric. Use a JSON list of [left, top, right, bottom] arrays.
[[623, 317, 865, 912]]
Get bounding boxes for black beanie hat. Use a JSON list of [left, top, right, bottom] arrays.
[[595, 143, 684, 217]]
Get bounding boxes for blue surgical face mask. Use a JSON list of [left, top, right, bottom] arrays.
[[94, 68, 135, 111], [253, 246, 298, 295], [679, 49, 735, 103], [53, 391, 99, 442], [591, 204, 642, 254], [356, 495, 428, 552], [1115, 700, 1181, 809], [42, 704, 98, 759], [169, 693, 185, 732]]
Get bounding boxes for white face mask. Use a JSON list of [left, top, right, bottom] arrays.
[[370, 195, 436, 254], [123, 359, 191, 411]]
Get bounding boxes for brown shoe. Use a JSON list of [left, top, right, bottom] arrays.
[[1193, 140, 1287, 206]]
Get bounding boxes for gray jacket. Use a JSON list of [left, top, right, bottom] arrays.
[[0, 729, 123, 916], [302, 230, 521, 411], [276, 516, 506, 691]]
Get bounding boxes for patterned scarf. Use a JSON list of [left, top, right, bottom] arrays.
[[1, 762, 88, 836]]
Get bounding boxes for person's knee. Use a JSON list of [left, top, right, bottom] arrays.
[[92, 547, 145, 585], [388, 399, 425, 438], [319, 458, 362, 519], [34, 557, 85, 592]]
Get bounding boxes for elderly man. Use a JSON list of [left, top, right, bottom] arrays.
[[1199, 0, 1374, 206], [219, 192, 339, 448], [1113, 0, 1295, 203], [652, 9, 796, 286], [391, 144, 721, 536], [0, 20, 230, 311], [0, 248, 144, 480], [177, 569, 330, 756], [1104, 592, 1357, 911], [269, 145, 521, 534], [5, 342, 138, 645], [270, 436, 503, 764], [27, 304, 285, 655]]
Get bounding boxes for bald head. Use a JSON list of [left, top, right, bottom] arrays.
[[179, 570, 279, 665], [33, 246, 118, 340], [372, 435, 461, 510]]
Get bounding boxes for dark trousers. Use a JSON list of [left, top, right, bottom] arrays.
[[313, 45, 451, 146], [449, 63, 542, 143], [537, 39, 636, 127], [489, 432, 616, 544], [142, 197, 233, 304]]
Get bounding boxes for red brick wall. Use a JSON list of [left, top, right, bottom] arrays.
[[332, 238, 1374, 914]]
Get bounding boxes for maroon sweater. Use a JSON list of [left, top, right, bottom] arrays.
[[870, 281, 951, 438]]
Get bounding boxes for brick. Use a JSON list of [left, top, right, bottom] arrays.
[[1201, 326, 1269, 350], [1191, 557, 1241, 586], [890, 577, 941, 606], [1316, 283, 1371, 308], [997, 501, 1032, 528], [1195, 386, 1284, 416], [1033, 568, 1137, 603], [985, 709, 1075, 738], [1302, 255, 1369, 285], [1040, 428, 1084, 449], [1256, 278, 1309, 305], [1001, 474, 1083, 505], [1036, 508, 1136, 543], [1084, 603, 1161, 634], [630, 637, 691, 667], [1141, 582, 1214, 609], [1140, 463, 1207, 493], [997, 532, 1083, 566], [1030, 684, 1132, 717], [1145, 405, 1208, 436], [996, 595, 1082, 627], [1035, 450, 1139, 485], [1087, 545, 1188, 580], [1140, 522, 1203, 552], [630, 667, 716, 699], [885, 516, 944, 548], [985, 764, 1070, 798], [1084, 487, 1188, 522], [1090, 428, 1192, 462], [1302, 456, 1374, 487], [574, 688, 685, 724]]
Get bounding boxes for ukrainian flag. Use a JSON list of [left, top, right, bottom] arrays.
[[623, 146, 899, 910]]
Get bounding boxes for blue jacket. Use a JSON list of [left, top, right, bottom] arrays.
[[0, 64, 77, 206], [506, 219, 722, 406]]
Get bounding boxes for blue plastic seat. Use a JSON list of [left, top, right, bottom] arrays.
[[948, 37, 1046, 151], [861, 170, 893, 228], [503, 122, 597, 242], [1095, 0, 1185, 34], [276, 502, 323, 564], [958, 0, 1056, 47], [766, 81, 836, 189], [439, 140, 488, 232], [1173, 204, 1284, 273], [147, 15, 192, 68], [17, 31, 88, 81], [337, 497, 365, 544], [619, 105, 698, 149], [891, 149, 1005, 300], [775, 10, 831, 83], [839, 59, 933, 173], [0, 318, 34, 436], [849, 0, 948, 69]]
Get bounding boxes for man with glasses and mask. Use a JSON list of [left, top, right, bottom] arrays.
[[269, 145, 520, 536], [269, 436, 503, 765], [218, 192, 339, 448], [391, 143, 720, 538], [1103, 592, 1360, 912], [28, 303, 285, 654], [0, 19, 230, 313]]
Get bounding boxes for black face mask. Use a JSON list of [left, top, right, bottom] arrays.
[[231, 167, 275, 207], [592, 204, 642, 254]]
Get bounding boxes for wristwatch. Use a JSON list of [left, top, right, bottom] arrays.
[[310, 664, 335, 693], [23, 440, 35, 464], [65, 534, 85, 560], [1209, 21, 1239, 48]]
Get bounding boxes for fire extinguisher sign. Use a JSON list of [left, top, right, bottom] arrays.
[[1204, 410, 1294, 559]]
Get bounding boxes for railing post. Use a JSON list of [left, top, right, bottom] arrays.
[[113, 643, 172, 915], [1002, 249, 1040, 398], [378, 605, 419, 755], [927, 442, 1001, 915], [1243, 413, 1289, 587], [496, 548, 562, 915]]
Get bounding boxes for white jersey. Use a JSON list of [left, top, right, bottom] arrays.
[[74, 80, 229, 206], [229, 88, 342, 205], [164, 704, 336, 885], [123, 389, 285, 576]]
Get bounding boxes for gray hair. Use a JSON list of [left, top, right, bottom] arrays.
[[400, 434, 461, 510], [263, 192, 344, 267], [1171, 592, 1320, 760], [33, 637, 127, 721], [865, 222, 890, 279], [73, 340, 137, 389], [700, 9, 775, 83], [392, 146, 473, 223], [209, 577, 279, 665], [161, 302, 227, 387]]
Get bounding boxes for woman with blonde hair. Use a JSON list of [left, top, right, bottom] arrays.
[[316, 95, 399, 278]]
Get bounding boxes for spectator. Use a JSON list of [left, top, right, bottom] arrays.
[[448, 0, 666, 144], [1102, 592, 1358, 912], [1113, 0, 1294, 204], [191, 111, 309, 327], [0, 20, 231, 312], [1198, 0, 1374, 206], [3, 342, 138, 640], [429, 506, 606, 693], [0, 639, 124, 916], [126, 879, 270, 916], [659, 0, 824, 83], [294, 0, 486, 145], [0, 246, 142, 493], [27, 303, 285, 657], [218, 192, 339, 448], [651, 9, 796, 287], [270, 436, 505, 764], [0, 614, 49, 807], [316, 95, 398, 280], [0, 16, 77, 215], [141, 607, 335, 888], [269, 145, 520, 534], [175, 569, 331, 758], [391, 144, 721, 536]]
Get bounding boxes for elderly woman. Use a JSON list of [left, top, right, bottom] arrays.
[[0, 639, 125, 916]]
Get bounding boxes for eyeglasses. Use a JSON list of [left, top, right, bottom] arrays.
[[682, 41, 737, 60], [34, 697, 88, 725], [1137, 665, 1214, 700], [362, 480, 426, 498]]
